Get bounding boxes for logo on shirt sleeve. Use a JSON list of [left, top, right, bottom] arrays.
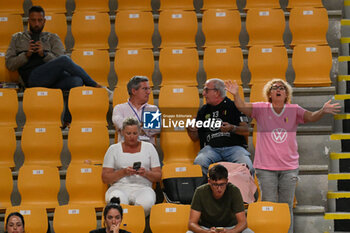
[[271, 128, 287, 143]]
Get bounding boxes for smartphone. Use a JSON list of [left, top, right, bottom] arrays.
[[133, 161, 141, 171], [215, 227, 224, 232], [31, 33, 40, 43]]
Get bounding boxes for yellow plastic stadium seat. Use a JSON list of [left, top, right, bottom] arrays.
[[201, 0, 238, 10], [21, 125, 63, 167], [287, 0, 323, 10], [71, 49, 110, 87], [159, 0, 194, 11], [117, 0, 152, 11], [31, 0, 66, 13], [43, 13, 67, 44], [0, 127, 16, 168], [66, 164, 107, 208], [68, 124, 109, 165], [18, 165, 60, 209], [160, 131, 200, 164], [159, 47, 199, 86], [202, 9, 241, 47], [162, 163, 203, 179], [150, 203, 191, 233], [292, 44, 332, 87], [23, 87, 63, 127], [158, 10, 197, 48], [0, 51, 19, 83], [53, 204, 97, 233], [68, 86, 109, 126], [74, 0, 109, 13], [0, 167, 13, 210], [115, 11, 154, 49], [246, 8, 285, 47], [203, 46, 243, 85], [119, 204, 146, 233], [289, 7, 328, 46], [244, 0, 280, 10], [249, 82, 266, 103], [114, 48, 154, 87], [5, 206, 48, 233], [71, 12, 110, 50], [247, 46, 288, 86], [112, 86, 154, 106], [0, 14, 23, 50], [0, 88, 18, 128], [0, 0, 24, 14], [247, 201, 290, 233]]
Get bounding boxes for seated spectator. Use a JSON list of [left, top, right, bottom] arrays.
[[188, 164, 254, 233], [112, 76, 160, 146], [5, 5, 111, 128], [102, 117, 162, 216], [90, 197, 130, 233], [5, 212, 25, 233], [187, 78, 253, 176]]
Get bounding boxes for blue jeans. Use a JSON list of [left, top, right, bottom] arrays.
[[194, 145, 254, 176], [27, 55, 98, 123], [255, 168, 299, 233]]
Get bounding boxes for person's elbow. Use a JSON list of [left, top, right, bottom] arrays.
[[101, 172, 110, 184]]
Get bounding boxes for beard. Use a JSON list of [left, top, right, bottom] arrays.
[[30, 25, 44, 34]]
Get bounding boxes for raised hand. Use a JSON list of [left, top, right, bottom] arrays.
[[225, 80, 239, 96], [322, 99, 341, 115]]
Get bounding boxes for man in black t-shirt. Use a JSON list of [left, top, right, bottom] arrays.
[[187, 78, 253, 176]]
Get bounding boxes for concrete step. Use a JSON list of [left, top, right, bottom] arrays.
[[294, 205, 332, 233]]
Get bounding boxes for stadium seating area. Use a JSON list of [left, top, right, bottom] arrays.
[[0, 0, 347, 232]]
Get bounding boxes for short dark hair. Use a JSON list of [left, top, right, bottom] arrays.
[[104, 197, 123, 220], [122, 117, 140, 130], [127, 76, 149, 96], [5, 212, 25, 232], [29, 5, 45, 17], [208, 164, 228, 181]]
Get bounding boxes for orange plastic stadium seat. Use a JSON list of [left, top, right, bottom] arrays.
[[292, 44, 332, 87], [66, 164, 107, 208], [53, 204, 97, 233], [201, 0, 238, 10], [68, 124, 109, 165], [21, 125, 63, 167], [68, 86, 109, 126], [0, 167, 13, 210], [114, 48, 154, 87], [0, 14, 23, 50], [71, 49, 110, 87], [159, 0, 194, 11], [31, 0, 66, 13], [43, 13, 67, 43], [5, 206, 48, 233], [0, 0, 24, 14], [0, 51, 19, 83], [18, 165, 60, 209], [247, 46, 288, 85], [117, 0, 152, 11], [246, 8, 285, 47], [158, 10, 197, 48], [244, 0, 280, 10], [249, 82, 266, 103], [0, 88, 18, 128], [287, 0, 323, 10], [71, 12, 110, 49], [23, 87, 63, 127], [247, 201, 291, 233], [202, 9, 241, 47], [289, 7, 328, 46], [159, 47, 199, 86], [115, 11, 154, 49], [0, 127, 16, 168], [150, 203, 191, 233], [74, 0, 109, 13], [119, 204, 146, 233]]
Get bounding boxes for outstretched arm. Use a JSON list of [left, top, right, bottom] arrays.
[[225, 80, 253, 117], [303, 99, 341, 123]]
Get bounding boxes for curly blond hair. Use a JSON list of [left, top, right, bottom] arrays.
[[263, 79, 292, 103]]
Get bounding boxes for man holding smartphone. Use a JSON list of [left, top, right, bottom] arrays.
[[188, 165, 254, 233]]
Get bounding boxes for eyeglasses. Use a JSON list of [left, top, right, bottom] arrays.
[[211, 182, 227, 187], [271, 85, 286, 91], [203, 87, 217, 92]]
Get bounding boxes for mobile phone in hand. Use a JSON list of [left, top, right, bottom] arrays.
[[215, 227, 224, 232], [133, 161, 141, 171]]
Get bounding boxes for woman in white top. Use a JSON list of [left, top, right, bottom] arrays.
[[102, 117, 162, 216]]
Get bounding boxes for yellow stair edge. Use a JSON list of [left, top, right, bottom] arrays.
[[328, 173, 350, 180], [328, 191, 350, 199], [341, 19, 350, 26], [330, 134, 350, 140], [338, 75, 350, 81], [325, 212, 350, 220], [338, 56, 350, 62], [330, 152, 350, 160], [346, 0, 350, 6], [334, 94, 350, 100], [341, 38, 350, 44], [334, 114, 350, 120]]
